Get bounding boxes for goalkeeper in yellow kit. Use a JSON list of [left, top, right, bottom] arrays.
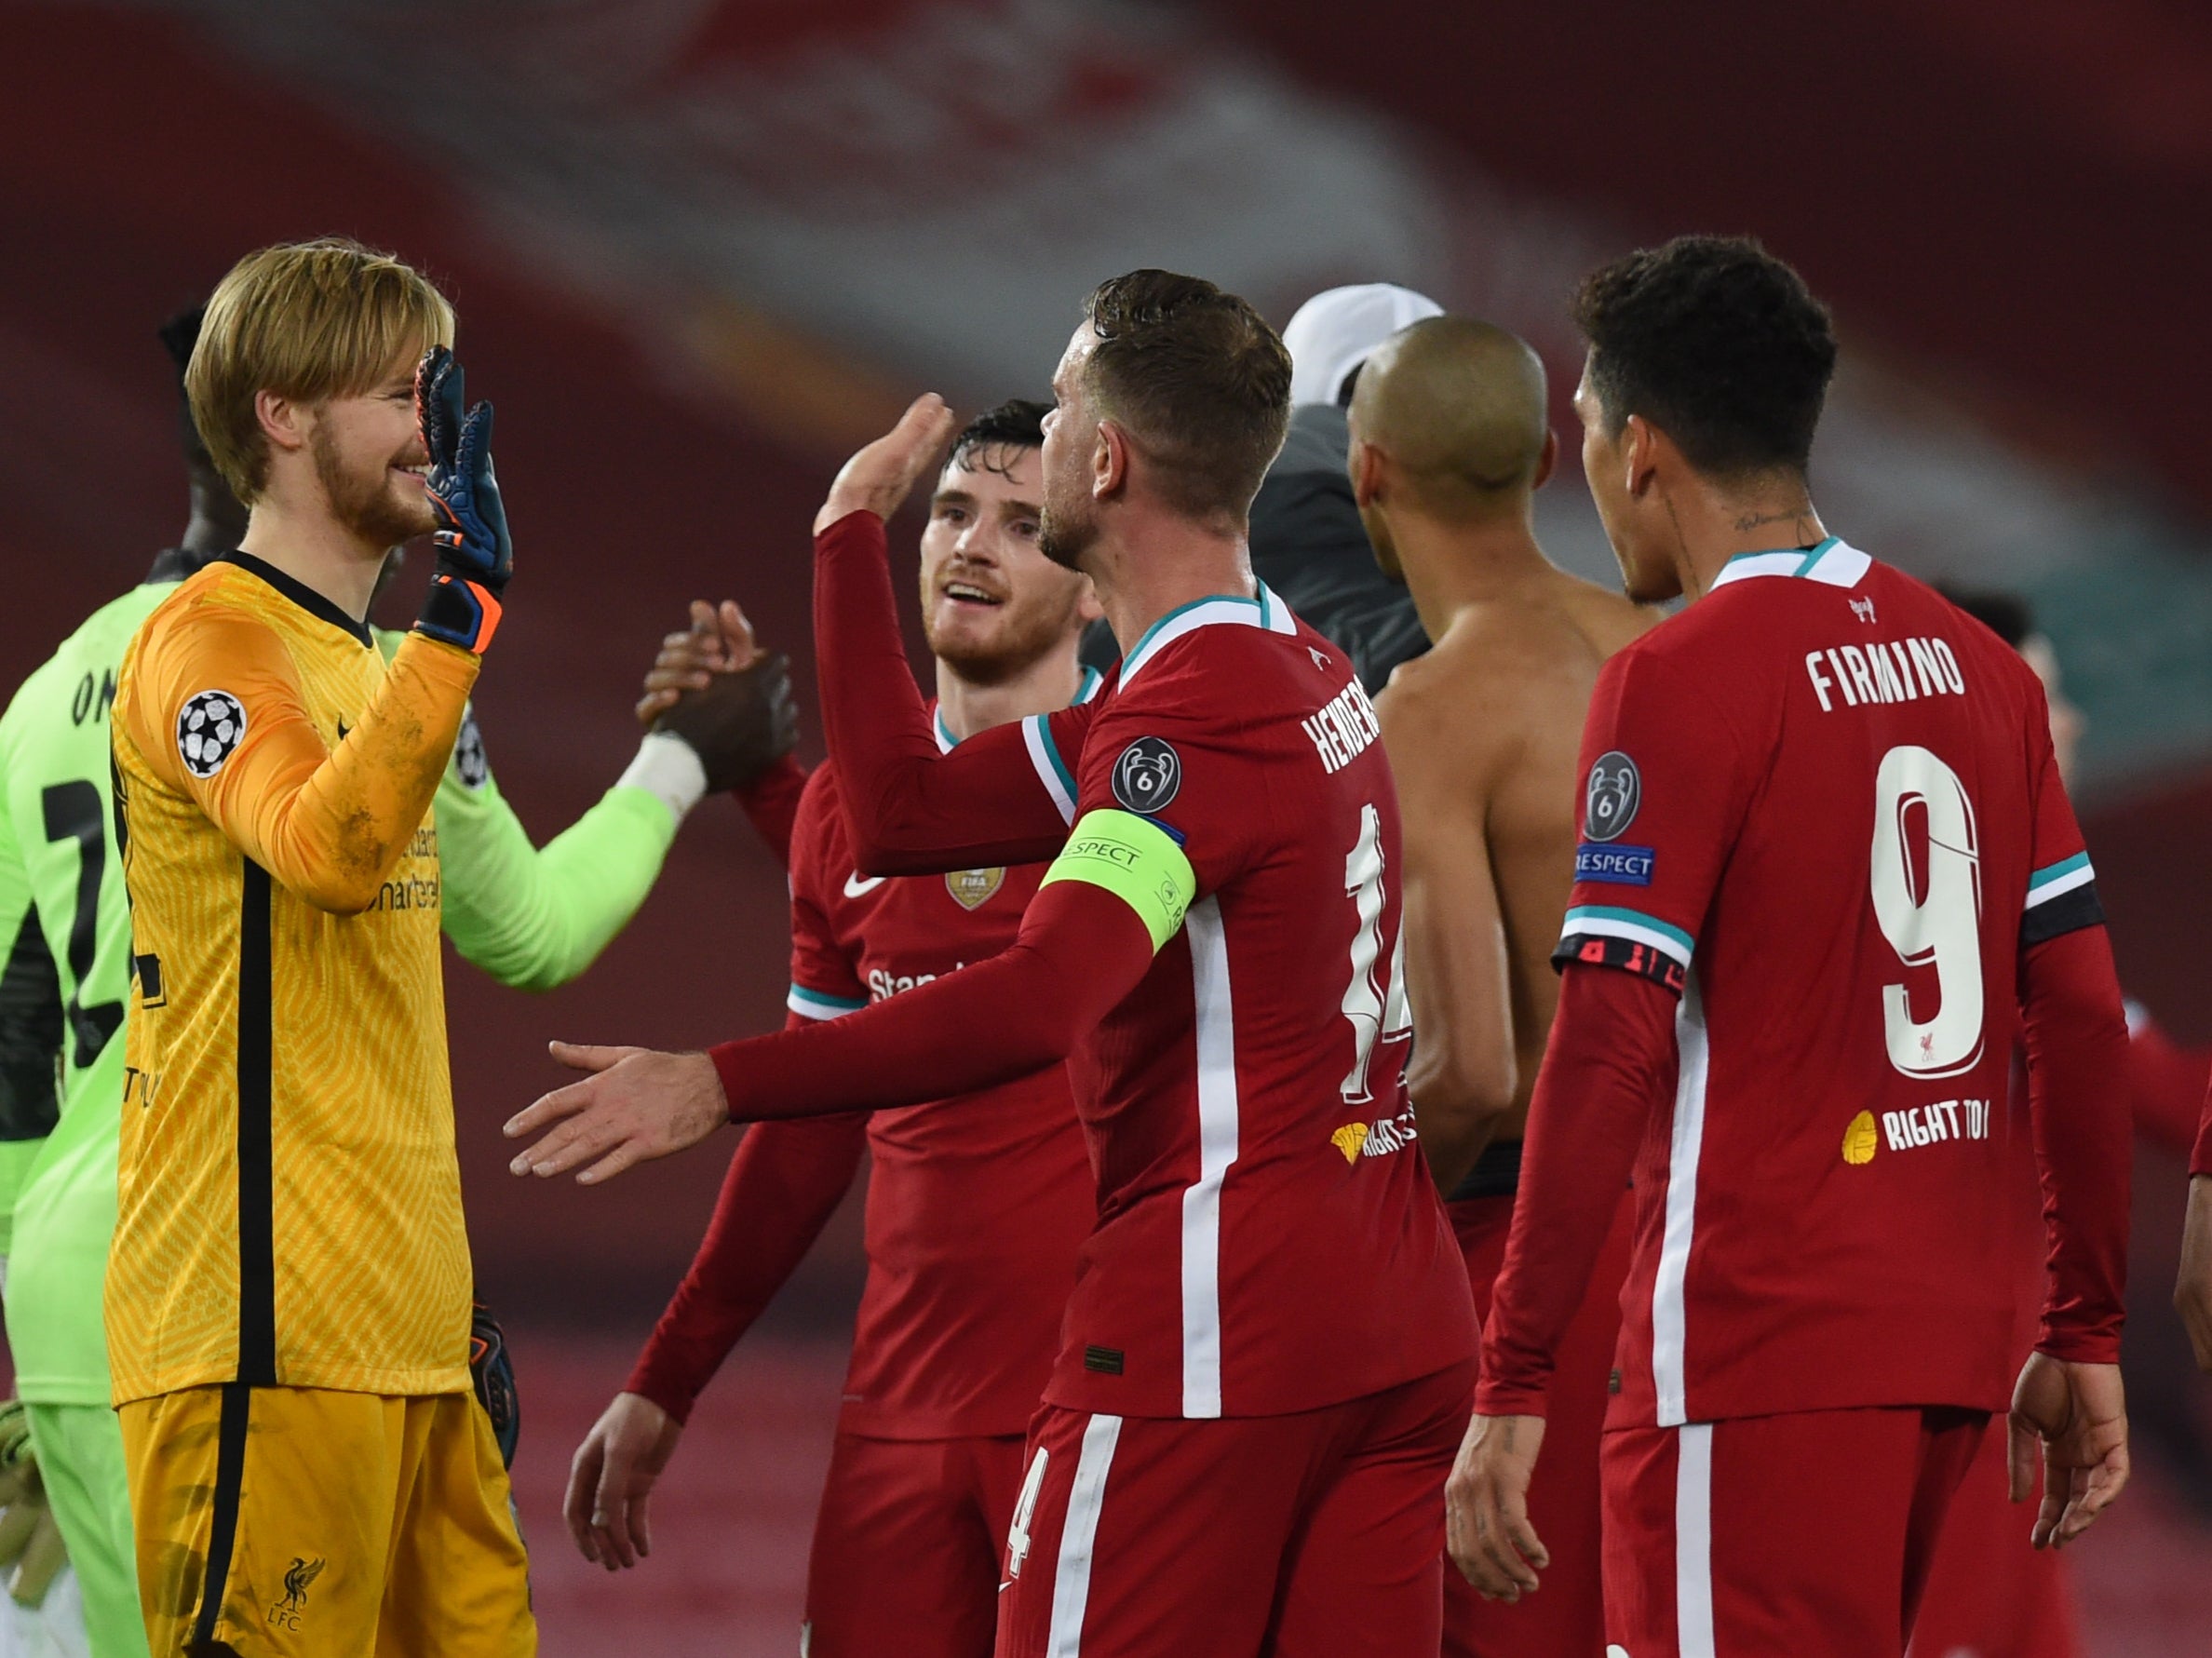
[[106, 240, 533, 1656]]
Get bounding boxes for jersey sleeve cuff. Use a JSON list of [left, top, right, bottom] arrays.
[[621, 1353, 702, 1425], [1552, 904, 1692, 994], [708, 1040, 750, 1122], [787, 983, 866, 1022], [2021, 855, 2105, 948], [1471, 1378, 1550, 1419], [2033, 1327, 2123, 1368]]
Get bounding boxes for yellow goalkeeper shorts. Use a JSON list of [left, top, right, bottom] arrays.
[[118, 1383, 534, 1656]]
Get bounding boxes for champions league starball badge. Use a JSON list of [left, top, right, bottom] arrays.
[[1584, 750, 1640, 842], [453, 707, 490, 791], [176, 689, 248, 778], [1112, 737, 1181, 814]]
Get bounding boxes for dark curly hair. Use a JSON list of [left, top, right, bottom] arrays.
[[1573, 236, 1837, 479], [949, 398, 1049, 479], [1081, 269, 1291, 525]]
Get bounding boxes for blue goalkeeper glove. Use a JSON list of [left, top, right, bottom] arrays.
[[412, 345, 513, 654], [469, 1301, 520, 1469]]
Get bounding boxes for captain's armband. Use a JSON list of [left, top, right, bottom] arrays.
[[1039, 809, 1195, 952]]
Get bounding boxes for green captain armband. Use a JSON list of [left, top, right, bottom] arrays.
[[1040, 809, 1196, 952]]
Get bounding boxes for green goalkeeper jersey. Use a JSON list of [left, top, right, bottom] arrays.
[[1, 571, 681, 1405]]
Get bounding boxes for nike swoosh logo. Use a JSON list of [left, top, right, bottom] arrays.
[[844, 871, 886, 897]]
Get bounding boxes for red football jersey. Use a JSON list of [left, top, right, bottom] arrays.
[[788, 742, 1096, 1439], [1015, 589, 1476, 1419], [1551, 540, 2109, 1426]]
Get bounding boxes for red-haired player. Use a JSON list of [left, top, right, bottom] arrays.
[[564, 400, 1104, 1658]]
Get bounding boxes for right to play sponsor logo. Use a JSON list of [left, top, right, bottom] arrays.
[[1330, 1107, 1419, 1165]]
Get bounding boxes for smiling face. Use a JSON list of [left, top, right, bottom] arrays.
[[305, 352, 438, 550], [920, 439, 1095, 682]]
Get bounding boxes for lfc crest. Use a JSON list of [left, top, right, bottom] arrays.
[[945, 867, 1005, 910]]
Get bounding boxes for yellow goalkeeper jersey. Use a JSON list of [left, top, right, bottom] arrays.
[[106, 552, 479, 1404]]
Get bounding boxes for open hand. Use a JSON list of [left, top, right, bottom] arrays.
[[1446, 1412, 1550, 1602], [567, 1392, 684, 1570], [2008, 1351, 2129, 1547], [813, 394, 958, 533], [505, 1043, 729, 1184]]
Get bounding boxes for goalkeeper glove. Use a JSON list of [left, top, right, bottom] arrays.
[[654, 651, 800, 794], [413, 345, 513, 654], [470, 1301, 521, 1470]]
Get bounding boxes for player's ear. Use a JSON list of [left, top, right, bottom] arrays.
[[1622, 414, 1659, 499], [1093, 419, 1129, 501], [1532, 429, 1558, 491], [1074, 573, 1105, 624], [255, 389, 309, 457], [1347, 436, 1383, 508]]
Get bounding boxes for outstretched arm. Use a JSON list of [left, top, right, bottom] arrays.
[[812, 398, 1086, 874], [505, 806, 1191, 1180], [434, 745, 686, 992]]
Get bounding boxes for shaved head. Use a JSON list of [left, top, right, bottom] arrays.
[[1351, 317, 1549, 517]]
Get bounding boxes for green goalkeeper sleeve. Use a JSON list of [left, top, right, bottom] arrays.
[[375, 630, 695, 992]]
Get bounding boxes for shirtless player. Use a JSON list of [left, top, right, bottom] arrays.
[[1349, 316, 1654, 1654]]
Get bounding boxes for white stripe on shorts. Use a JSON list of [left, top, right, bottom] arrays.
[[1046, 1414, 1123, 1657], [1675, 1422, 1717, 1658]]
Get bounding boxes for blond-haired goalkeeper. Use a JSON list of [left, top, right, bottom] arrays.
[[107, 238, 532, 1656]]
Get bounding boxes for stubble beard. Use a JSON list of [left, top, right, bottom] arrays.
[[313, 424, 436, 552], [1036, 493, 1098, 574], [925, 591, 1081, 688]]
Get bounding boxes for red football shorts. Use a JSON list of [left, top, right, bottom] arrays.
[[1446, 1182, 1630, 1658], [1601, 1406, 1987, 1658], [1908, 1412, 2083, 1658], [993, 1360, 1476, 1658], [803, 1430, 1029, 1658]]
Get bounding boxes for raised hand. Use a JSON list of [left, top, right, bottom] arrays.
[[567, 1392, 684, 1570], [505, 1042, 730, 1184], [813, 394, 959, 533], [2007, 1351, 2129, 1547], [412, 344, 513, 652]]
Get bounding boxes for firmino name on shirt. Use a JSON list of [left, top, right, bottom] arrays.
[[1804, 636, 1966, 712], [1304, 678, 1382, 773]]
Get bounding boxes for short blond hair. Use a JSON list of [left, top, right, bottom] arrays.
[[188, 238, 454, 504]]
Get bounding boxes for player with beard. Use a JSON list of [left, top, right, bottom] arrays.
[[106, 240, 533, 1654], [507, 271, 1477, 1655], [563, 402, 1105, 1658], [0, 304, 789, 1658], [1348, 316, 1656, 1655], [1454, 237, 2131, 1655]]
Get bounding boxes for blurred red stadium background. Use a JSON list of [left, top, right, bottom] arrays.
[[2, 1, 2207, 1651]]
